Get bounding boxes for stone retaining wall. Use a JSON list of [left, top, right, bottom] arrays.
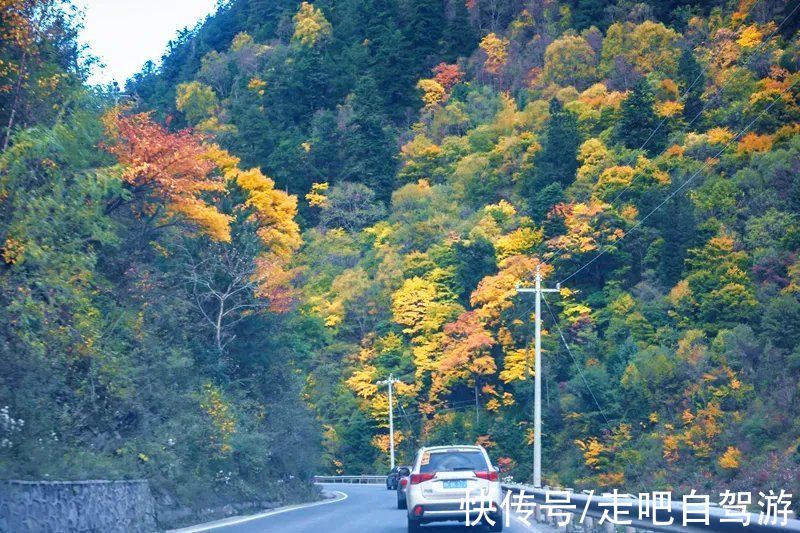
[[0, 479, 157, 532]]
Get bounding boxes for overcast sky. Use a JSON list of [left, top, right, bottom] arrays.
[[77, 0, 219, 86]]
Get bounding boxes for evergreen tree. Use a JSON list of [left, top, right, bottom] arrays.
[[528, 182, 567, 222], [442, 0, 477, 61], [571, 0, 610, 31], [453, 237, 497, 303], [655, 192, 697, 288], [363, 0, 416, 117], [341, 76, 398, 202], [614, 79, 669, 155], [404, 0, 446, 71], [309, 109, 344, 184], [528, 99, 581, 193], [678, 47, 705, 129]]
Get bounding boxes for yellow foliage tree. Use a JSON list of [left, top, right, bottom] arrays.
[[417, 78, 447, 108], [176, 81, 218, 125], [547, 199, 624, 258], [543, 34, 597, 90], [737, 24, 762, 48], [601, 21, 680, 78], [200, 383, 237, 455], [346, 365, 379, 399], [499, 348, 529, 384], [494, 226, 544, 261], [306, 182, 329, 207], [292, 2, 332, 46], [719, 446, 742, 469], [737, 132, 774, 155], [237, 168, 302, 259], [471, 255, 552, 324], [392, 277, 439, 336], [575, 437, 605, 469], [479, 33, 508, 75]]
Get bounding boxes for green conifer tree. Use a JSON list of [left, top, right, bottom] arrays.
[[678, 47, 705, 129], [341, 75, 398, 202], [614, 79, 669, 155]]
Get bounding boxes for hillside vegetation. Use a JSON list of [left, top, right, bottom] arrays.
[[2, 0, 800, 520]]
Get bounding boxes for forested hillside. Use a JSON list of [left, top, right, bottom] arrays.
[[0, 0, 321, 521], [2, 0, 800, 521]]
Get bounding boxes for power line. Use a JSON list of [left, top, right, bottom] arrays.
[[557, 74, 800, 285], [542, 0, 796, 270], [601, 0, 796, 207], [542, 293, 645, 488], [316, 398, 483, 427]]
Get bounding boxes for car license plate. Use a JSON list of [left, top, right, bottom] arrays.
[[443, 480, 467, 489]]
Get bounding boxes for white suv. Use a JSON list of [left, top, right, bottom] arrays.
[[405, 445, 503, 532]]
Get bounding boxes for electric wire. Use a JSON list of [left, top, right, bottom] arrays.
[[541, 0, 797, 270], [558, 74, 800, 285], [542, 293, 646, 488]]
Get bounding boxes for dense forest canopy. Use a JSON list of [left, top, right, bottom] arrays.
[[2, 0, 800, 523]]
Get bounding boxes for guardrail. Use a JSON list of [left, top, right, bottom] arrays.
[[501, 483, 800, 533], [314, 475, 386, 484]]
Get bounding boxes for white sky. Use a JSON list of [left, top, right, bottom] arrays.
[[77, 0, 219, 86]]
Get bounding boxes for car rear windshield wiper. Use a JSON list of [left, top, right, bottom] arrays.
[[449, 467, 476, 471]]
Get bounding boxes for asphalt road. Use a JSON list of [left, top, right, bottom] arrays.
[[179, 483, 544, 533]]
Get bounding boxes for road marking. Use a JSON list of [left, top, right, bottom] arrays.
[[511, 511, 552, 532], [170, 490, 349, 532]]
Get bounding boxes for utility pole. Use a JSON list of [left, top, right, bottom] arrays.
[[377, 374, 402, 469], [474, 384, 480, 426], [516, 264, 562, 488]]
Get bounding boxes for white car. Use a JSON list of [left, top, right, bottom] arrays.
[[405, 445, 503, 532]]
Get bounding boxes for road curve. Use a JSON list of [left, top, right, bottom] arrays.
[[180, 483, 542, 533]]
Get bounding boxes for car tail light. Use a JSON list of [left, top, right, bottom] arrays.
[[410, 472, 435, 484], [400, 478, 408, 487], [475, 470, 499, 481], [413, 505, 424, 516]]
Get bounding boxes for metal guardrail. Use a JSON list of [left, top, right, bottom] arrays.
[[314, 475, 387, 484], [501, 484, 800, 533]]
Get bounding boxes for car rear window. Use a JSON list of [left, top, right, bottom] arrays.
[[419, 450, 488, 473]]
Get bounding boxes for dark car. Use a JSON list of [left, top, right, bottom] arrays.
[[386, 465, 410, 490], [396, 466, 411, 509]]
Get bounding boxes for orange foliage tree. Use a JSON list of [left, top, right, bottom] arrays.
[[434, 311, 497, 396], [103, 110, 233, 242], [104, 111, 303, 351], [432, 63, 464, 91]]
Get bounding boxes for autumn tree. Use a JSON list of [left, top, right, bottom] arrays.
[[434, 311, 496, 397], [432, 62, 464, 92], [479, 33, 508, 78], [292, 2, 332, 47], [176, 81, 219, 125], [600, 21, 680, 82], [543, 34, 598, 90], [103, 110, 233, 243]]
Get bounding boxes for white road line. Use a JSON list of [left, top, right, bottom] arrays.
[[511, 512, 553, 532], [170, 490, 349, 532]]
